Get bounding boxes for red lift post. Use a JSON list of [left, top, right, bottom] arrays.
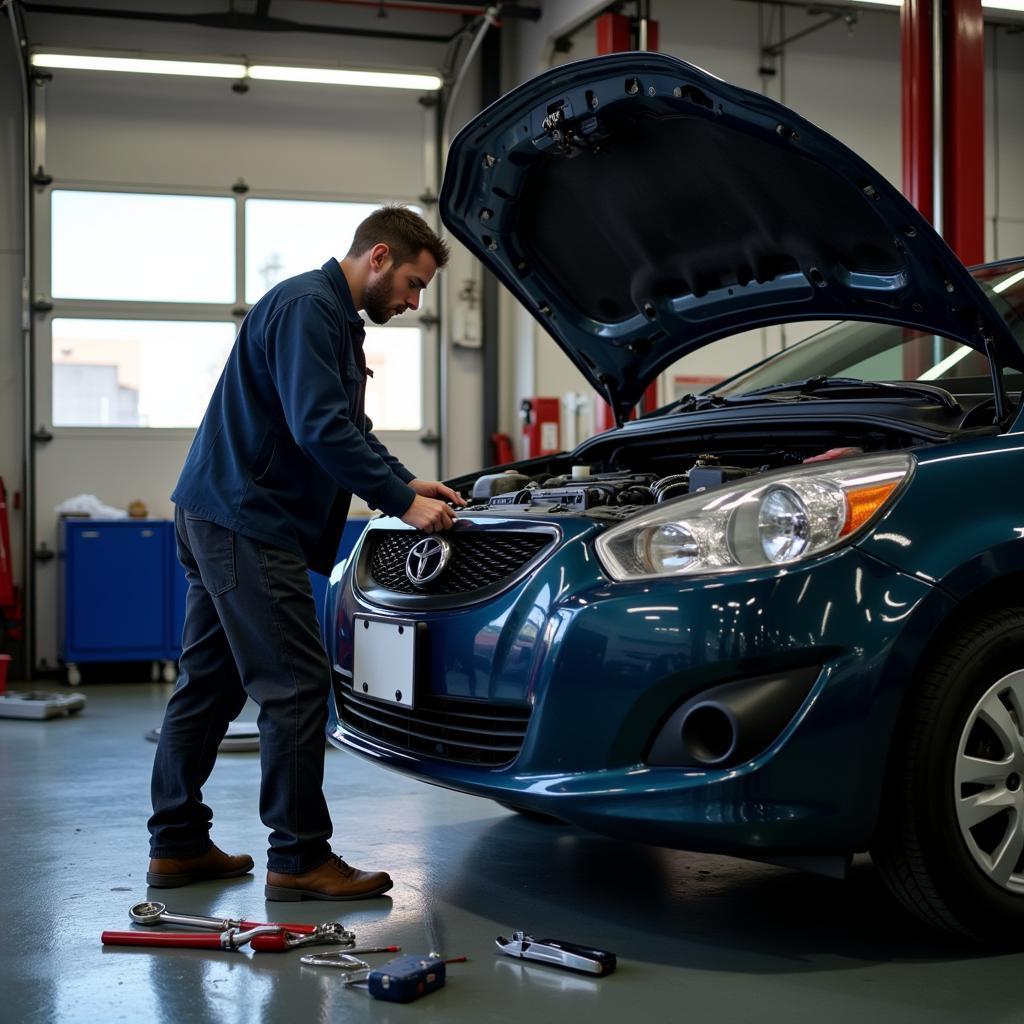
[[901, 0, 984, 378], [901, 0, 984, 262]]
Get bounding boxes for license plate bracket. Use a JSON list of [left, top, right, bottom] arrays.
[[352, 615, 417, 709]]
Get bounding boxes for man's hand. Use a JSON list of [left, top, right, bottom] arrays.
[[409, 478, 468, 507], [400, 494, 457, 533]]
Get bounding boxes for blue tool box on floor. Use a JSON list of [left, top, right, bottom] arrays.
[[59, 519, 174, 668], [59, 517, 370, 679]]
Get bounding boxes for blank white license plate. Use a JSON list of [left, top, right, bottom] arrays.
[[352, 615, 417, 709]]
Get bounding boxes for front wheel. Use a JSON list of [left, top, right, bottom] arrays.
[[872, 608, 1024, 944]]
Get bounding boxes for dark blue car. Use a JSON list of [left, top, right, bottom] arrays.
[[325, 52, 1024, 943]]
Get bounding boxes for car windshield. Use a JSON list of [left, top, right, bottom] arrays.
[[714, 259, 1024, 398]]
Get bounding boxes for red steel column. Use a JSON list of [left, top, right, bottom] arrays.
[[901, 0, 933, 222], [902, 0, 985, 262], [596, 11, 632, 54], [944, 0, 984, 266]]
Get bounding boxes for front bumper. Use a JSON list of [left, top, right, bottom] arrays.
[[326, 516, 950, 857]]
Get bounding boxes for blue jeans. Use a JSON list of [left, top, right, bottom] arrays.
[[148, 507, 333, 873]]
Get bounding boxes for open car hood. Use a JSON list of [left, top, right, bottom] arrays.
[[440, 52, 1023, 424]]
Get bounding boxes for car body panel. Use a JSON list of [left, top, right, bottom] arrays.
[[440, 51, 1022, 421], [326, 510, 953, 856], [860, 433, 1024, 595]]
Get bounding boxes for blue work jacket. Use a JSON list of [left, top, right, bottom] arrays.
[[172, 258, 417, 574]]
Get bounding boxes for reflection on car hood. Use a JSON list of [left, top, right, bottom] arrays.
[[440, 51, 1022, 424]]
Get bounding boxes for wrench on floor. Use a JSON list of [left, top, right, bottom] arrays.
[[128, 901, 354, 944]]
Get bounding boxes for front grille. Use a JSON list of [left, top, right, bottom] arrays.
[[335, 677, 531, 767], [365, 530, 552, 596]]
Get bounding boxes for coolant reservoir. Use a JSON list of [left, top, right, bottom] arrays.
[[571, 465, 592, 480]]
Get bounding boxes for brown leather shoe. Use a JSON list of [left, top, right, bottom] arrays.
[[265, 854, 393, 902], [147, 844, 254, 888]]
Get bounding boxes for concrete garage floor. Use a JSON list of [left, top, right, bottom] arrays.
[[3, 683, 1023, 1024]]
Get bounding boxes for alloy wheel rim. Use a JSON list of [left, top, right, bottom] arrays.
[[954, 669, 1024, 895]]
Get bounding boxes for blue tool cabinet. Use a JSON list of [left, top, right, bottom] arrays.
[[59, 519, 177, 684], [60, 516, 370, 685]]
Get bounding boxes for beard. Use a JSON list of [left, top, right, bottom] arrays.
[[363, 267, 396, 325]]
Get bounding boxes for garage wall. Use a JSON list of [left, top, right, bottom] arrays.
[[0, 1, 483, 671], [500, 1, 1024, 444]]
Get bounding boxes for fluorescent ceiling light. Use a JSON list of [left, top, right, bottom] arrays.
[[918, 344, 973, 381], [993, 268, 1024, 294], [32, 53, 245, 78], [30, 52, 442, 91], [249, 65, 442, 90]]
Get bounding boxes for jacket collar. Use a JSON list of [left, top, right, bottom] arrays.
[[322, 258, 365, 329]]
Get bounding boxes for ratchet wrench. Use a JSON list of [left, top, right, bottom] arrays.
[[128, 901, 353, 943], [102, 925, 283, 951]]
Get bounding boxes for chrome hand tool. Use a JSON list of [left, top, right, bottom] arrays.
[[128, 901, 354, 943], [250, 929, 365, 952], [300, 945, 401, 964], [102, 925, 283, 951], [299, 951, 375, 971], [495, 931, 617, 976]]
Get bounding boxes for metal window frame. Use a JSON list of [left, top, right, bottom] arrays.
[[36, 180, 437, 438]]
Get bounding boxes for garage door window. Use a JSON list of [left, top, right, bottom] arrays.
[[51, 191, 235, 303], [52, 319, 237, 427], [245, 198, 382, 303], [246, 198, 426, 429], [45, 190, 429, 432]]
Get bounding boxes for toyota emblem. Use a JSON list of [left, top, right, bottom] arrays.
[[405, 536, 452, 587]]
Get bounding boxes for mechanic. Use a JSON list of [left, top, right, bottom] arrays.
[[147, 205, 465, 901]]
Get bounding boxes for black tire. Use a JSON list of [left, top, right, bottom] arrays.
[[872, 608, 1024, 944]]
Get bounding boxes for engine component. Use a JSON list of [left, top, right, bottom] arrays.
[[651, 474, 689, 503], [487, 472, 658, 511], [471, 471, 532, 500], [687, 455, 751, 493]]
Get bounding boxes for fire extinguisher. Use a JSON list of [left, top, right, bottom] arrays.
[[520, 397, 561, 460]]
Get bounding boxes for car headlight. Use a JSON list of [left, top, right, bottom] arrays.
[[595, 452, 914, 581]]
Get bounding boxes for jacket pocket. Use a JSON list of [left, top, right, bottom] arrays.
[[251, 432, 278, 483], [340, 361, 366, 427], [183, 513, 237, 596]]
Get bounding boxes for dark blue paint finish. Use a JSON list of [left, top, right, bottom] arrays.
[[861, 435, 1024, 596], [326, 514, 957, 856]]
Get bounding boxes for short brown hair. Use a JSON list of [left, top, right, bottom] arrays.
[[347, 204, 449, 269]]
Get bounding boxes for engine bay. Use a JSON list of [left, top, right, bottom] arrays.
[[468, 457, 755, 516], [455, 422, 932, 521]]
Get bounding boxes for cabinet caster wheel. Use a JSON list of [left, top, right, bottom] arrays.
[[66, 664, 81, 686], [161, 660, 178, 684]]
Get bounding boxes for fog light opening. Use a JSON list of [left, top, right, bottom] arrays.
[[681, 703, 737, 765]]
